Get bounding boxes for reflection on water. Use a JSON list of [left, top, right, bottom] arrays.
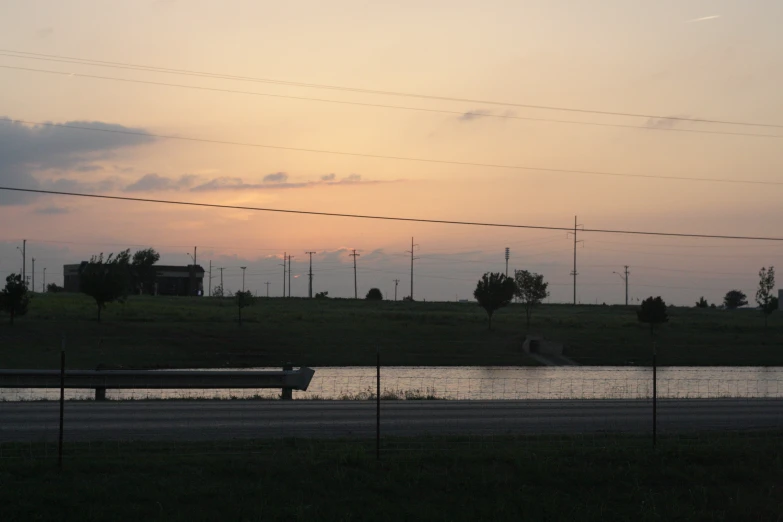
[[3, 366, 782, 401]]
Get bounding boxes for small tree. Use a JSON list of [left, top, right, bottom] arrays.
[[637, 296, 668, 338], [514, 270, 550, 331], [132, 248, 160, 295], [1, 274, 30, 325], [756, 266, 776, 327], [365, 288, 383, 301], [79, 251, 131, 321], [212, 285, 224, 298], [473, 272, 516, 330], [315, 291, 329, 299], [695, 297, 709, 309], [724, 290, 748, 310], [46, 283, 65, 293], [235, 290, 254, 325]]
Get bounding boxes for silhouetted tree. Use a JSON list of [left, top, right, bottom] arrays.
[[132, 248, 160, 295], [79, 250, 131, 321], [723, 290, 748, 310], [365, 288, 383, 301], [513, 270, 549, 331], [315, 291, 329, 299], [637, 296, 668, 338], [46, 283, 64, 293], [756, 266, 776, 327], [695, 297, 709, 308], [212, 285, 224, 298], [235, 290, 254, 325], [474, 272, 516, 330], [1, 274, 29, 325]]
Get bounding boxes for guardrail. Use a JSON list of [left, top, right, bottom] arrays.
[[0, 367, 315, 400]]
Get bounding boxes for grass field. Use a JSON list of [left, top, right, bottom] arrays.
[[2, 434, 781, 521], [0, 293, 781, 369]]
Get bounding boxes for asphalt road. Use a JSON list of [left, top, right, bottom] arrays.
[[1, 399, 781, 442]]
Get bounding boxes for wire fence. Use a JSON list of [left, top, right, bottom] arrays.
[[1, 365, 782, 462]]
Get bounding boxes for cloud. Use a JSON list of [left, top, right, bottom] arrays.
[[459, 109, 492, 122], [644, 115, 690, 130], [34, 205, 70, 215], [342, 174, 361, 182], [686, 15, 720, 23], [37, 27, 54, 38], [262, 172, 288, 183], [0, 118, 155, 204], [124, 173, 198, 192], [320, 173, 336, 181], [75, 164, 104, 172]]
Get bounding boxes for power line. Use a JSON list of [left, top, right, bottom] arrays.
[[2, 62, 778, 141], [2, 185, 783, 242], [1, 118, 779, 187], [2, 49, 781, 129]]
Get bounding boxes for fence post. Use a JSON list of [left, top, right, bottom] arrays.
[[281, 362, 293, 400], [652, 342, 657, 449], [58, 334, 65, 470], [376, 347, 380, 460]]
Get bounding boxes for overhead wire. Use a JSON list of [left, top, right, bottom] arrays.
[[1, 49, 781, 129], [2, 185, 782, 242], [1, 61, 779, 140]]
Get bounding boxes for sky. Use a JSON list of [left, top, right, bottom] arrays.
[[1, 0, 782, 305]]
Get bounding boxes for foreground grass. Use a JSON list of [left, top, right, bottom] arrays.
[[2, 434, 782, 521], [0, 293, 781, 368]]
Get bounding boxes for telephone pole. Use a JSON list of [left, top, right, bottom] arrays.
[[208, 261, 212, 297], [393, 279, 400, 301], [504, 247, 510, 277], [265, 281, 270, 297], [567, 216, 583, 305], [218, 267, 224, 295], [31, 258, 35, 293], [288, 255, 294, 297], [349, 249, 360, 298], [43, 267, 46, 292], [305, 251, 316, 298], [406, 237, 419, 301], [19, 239, 26, 284], [280, 253, 287, 297], [240, 266, 247, 292], [613, 266, 630, 306]]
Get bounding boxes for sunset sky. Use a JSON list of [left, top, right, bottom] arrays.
[[1, 0, 782, 304]]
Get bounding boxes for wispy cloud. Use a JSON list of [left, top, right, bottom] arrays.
[[458, 109, 492, 122], [644, 114, 691, 130], [686, 15, 720, 23], [262, 172, 288, 183]]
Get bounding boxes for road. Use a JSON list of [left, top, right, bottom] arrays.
[[0, 399, 780, 442]]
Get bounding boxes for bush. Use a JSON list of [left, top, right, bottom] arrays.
[[365, 288, 383, 301]]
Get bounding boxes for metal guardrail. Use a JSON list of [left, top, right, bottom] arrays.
[[0, 367, 315, 400]]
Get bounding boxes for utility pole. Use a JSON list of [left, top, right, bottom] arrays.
[[43, 267, 46, 292], [504, 247, 510, 277], [240, 266, 247, 292], [19, 239, 26, 285], [305, 251, 316, 298], [613, 266, 630, 306], [208, 261, 212, 297], [350, 249, 360, 299], [567, 216, 583, 305], [393, 279, 400, 301], [280, 253, 287, 297], [405, 237, 419, 301], [219, 267, 225, 295], [31, 258, 35, 293], [193, 246, 197, 296], [265, 281, 270, 297], [288, 255, 294, 297]]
